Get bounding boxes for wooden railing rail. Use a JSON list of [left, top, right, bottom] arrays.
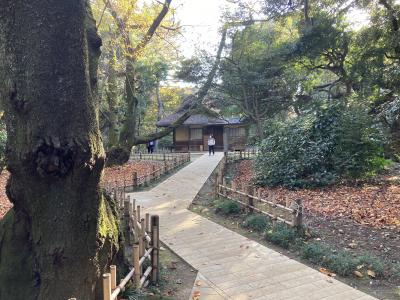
[[223, 150, 259, 162], [214, 153, 303, 228], [103, 153, 190, 194], [101, 197, 160, 300]]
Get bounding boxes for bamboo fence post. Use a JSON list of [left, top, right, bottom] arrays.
[[136, 205, 141, 222], [150, 215, 160, 284], [272, 194, 278, 226], [124, 201, 131, 245], [247, 185, 254, 213], [110, 265, 117, 290], [139, 152, 142, 160], [292, 199, 303, 229], [103, 273, 112, 300], [224, 151, 228, 164], [232, 181, 237, 199], [164, 160, 168, 174], [140, 218, 145, 256], [214, 175, 219, 199], [133, 244, 141, 288], [163, 153, 166, 161], [132, 172, 138, 188], [152, 165, 156, 181], [222, 178, 227, 197], [145, 213, 150, 248]]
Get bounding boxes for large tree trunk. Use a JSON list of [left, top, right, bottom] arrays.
[[0, 1, 120, 299]]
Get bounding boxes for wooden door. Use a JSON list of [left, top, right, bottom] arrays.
[[203, 126, 223, 151]]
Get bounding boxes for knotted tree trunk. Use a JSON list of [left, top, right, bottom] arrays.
[[0, 1, 120, 299]]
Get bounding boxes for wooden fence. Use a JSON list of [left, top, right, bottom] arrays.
[[102, 196, 160, 300], [130, 152, 190, 162], [103, 153, 190, 196], [224, 150, 259, 162], [214, 153, 303, 228]]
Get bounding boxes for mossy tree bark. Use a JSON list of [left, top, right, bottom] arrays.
[[0, 1, 120, 299]]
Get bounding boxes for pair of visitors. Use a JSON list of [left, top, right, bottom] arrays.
[[208, 135, 215, 155]]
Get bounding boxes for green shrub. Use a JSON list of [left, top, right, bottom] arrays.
[[214, 200, 241, 215], [256, 102, 386, 188], [265, 223, 298, 249], [326, 252, 358, 276], [393, 263, 400, 279], [300, 242, 332, 264], [357, 254, 385, 277], [243, 214, 269, 232], [300, 243, 385, 277]]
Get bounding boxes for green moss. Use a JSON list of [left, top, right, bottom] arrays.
[[98, 194, 119, 241]]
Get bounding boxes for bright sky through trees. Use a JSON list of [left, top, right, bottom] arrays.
[[173, 0, 372, 57]]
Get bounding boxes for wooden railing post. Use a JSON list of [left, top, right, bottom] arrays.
[[247, 185, 254, 213], [140, 218, 145, 256], [222, 178, 227, 197], [133, 244, 141, 288], [110, 265, 117, 290], [152, 165, 156, 181], [103, 273, 111, 300], [150, 215, 160, 284], [214, 175, 219, 199], [145, 213, 150, 248], [124, 201, 131, 246], [164, 160, 168, 173], [132, 171, 138, 188], [292, 199, 303, 229]]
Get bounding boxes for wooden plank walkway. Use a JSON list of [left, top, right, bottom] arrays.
[[129, 153, 377, 300]]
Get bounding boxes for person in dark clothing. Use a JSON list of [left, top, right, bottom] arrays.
[[149, 140, 155, 153]]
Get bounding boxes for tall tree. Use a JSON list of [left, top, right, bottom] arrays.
[[0, 1, 119, 299]]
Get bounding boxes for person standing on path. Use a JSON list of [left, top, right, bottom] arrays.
[[208, 135, 215, 155]]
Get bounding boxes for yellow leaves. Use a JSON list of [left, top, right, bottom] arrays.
[[319, 268, 336, 277], [367, 270, 376, 278], [354, 270, 363, 278]]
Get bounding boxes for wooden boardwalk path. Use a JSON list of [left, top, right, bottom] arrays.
[[129, 153, 377, 300]]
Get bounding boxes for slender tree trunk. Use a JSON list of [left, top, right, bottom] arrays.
[[156, 82, 164, 123], [110, 59, 139, 164], [0, 1, 119, 299], [304, 0, 311, 25], [107, 53, 120, 149], [155, 82, 164, 151]]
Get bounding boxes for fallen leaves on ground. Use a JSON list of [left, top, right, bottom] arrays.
[[102, 160, 163, 188], [319, 267, 336, 277], [0, 161, 163, 220], [233, 160, 400, 229], [0, 171, 11, 219]]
